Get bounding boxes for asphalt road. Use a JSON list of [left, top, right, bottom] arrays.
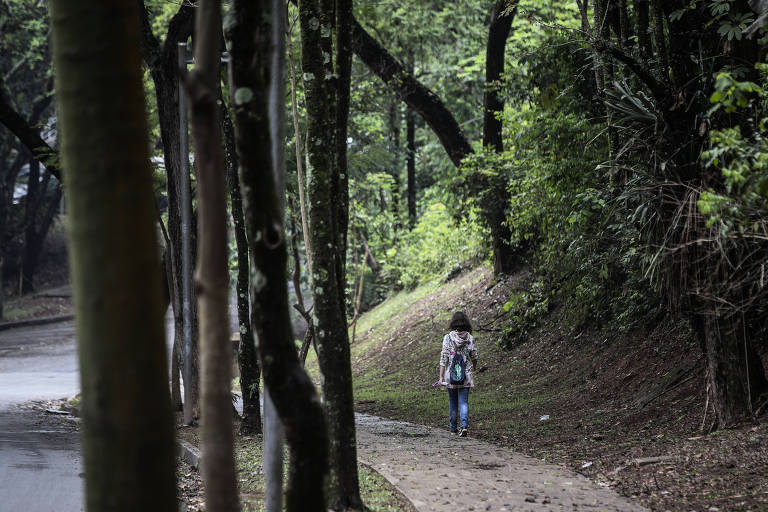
[[0, 320, 83, 512]]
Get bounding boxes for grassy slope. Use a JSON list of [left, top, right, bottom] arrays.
[[342, 265, 768, 512]]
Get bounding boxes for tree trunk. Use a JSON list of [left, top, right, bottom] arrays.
[[187, 2, 240, 510], [299, 0, 364, 508], [388, 98, 401, 231], [138, 2, 200, 421], [0, 150, 28, 320], [50, 1, 176, 509], [617, 0, 632, 46], [220, 80, 262, 435], [21, 158, 40, 294], [483, 1, 517, 275], [636, 0, 652, 61], [698, 310, 768, 427], [171, 323, 183, 410], [227, 1, 329, 510], [406, 107, 416, 228], [22, 172, 62, 295], [650, 0, 669, 77], [287, 31, 313, 278], [483, 1, 516, 153]]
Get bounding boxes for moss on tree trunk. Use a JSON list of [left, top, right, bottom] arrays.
[[227, 1, 329, 509]]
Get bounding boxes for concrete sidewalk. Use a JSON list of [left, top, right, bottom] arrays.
[[355, 413, 647, 512]]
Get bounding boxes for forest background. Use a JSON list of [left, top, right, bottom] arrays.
[[1, 0, 768, 510]]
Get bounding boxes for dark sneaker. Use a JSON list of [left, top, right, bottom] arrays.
[[459, 428, 468, 437], [450, 429, 458, 435]]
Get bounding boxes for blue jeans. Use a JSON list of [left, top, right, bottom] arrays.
[[448, 387, 469, 431]]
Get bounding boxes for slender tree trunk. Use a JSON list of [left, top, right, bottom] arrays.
[[0, 181, 7, 319], [483, 0, 517, 275], [289, 202, 316, 366], [21, 158, 40, 293], [50, 1, 176, 509], [187, 2, 240, 510], [227, 1, 329, 510], [636, 0, 652, 60], [171, 324, 183, 410], [220, 81, 262, 435], [287, 31, 313, 278], [287, 37, 317, 368], [388, 98, 401, 231], [650, 0, 669, 77], [138, 2, 200, 422], [0, 151, 28, 319], [406, 107, 416, 228], [21, 190, 62, 294]]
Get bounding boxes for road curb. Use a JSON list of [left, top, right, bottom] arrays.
[[0, 314, 75, 332], [176, 439, 201, 470]]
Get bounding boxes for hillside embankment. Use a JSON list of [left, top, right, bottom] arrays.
[[348, 266, 768, 512]]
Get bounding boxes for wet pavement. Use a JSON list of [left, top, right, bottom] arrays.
[[0, 320, 83, 512]]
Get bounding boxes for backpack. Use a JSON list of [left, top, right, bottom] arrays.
[[448, 349, 466, 385]]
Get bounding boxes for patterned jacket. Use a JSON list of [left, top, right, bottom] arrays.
[[440, 331, 477, 389]]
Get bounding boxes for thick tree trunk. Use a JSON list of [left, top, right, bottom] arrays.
[[483, 1, 516, 153], [220, 82, 262, 435], [483, 1, 517, 275], [698, 311, 768, 427], [50, 1, 176, 509], [187, 2, 240, 509], [299, 0, 364, 508], [227, 1, 329, 510]]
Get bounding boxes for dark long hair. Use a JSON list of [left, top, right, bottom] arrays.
[[449, 311, 472, 333]]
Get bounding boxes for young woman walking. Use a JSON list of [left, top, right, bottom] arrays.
[[438, 311, 478, 437]]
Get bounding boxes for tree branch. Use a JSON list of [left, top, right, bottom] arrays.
[[350, 18, 473, 167], [0, 76, 61, 181]]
